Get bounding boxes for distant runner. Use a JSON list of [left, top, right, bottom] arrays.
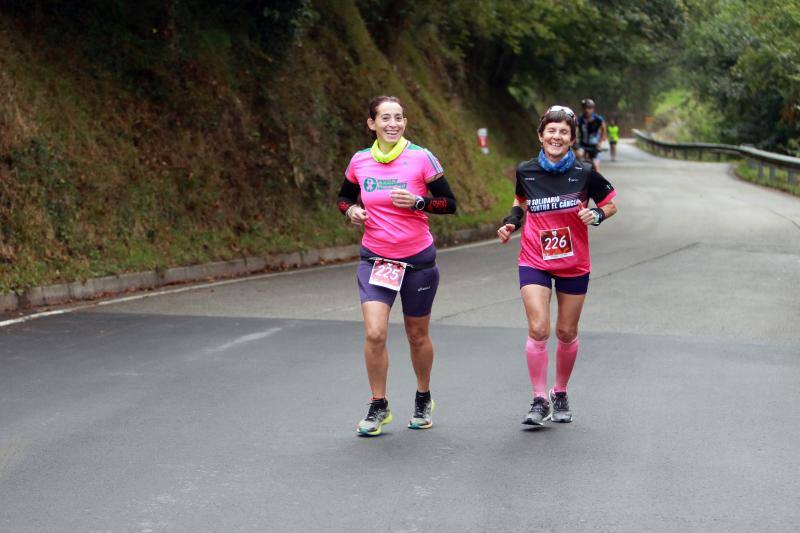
[[607, 117, 620, 161], [497, 105, 618, 426], [337, 95, 457, 436], [576, 98, 607, 172]]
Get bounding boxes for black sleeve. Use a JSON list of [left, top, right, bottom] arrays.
[[515, 171, 525, 200], [421, 176, 457, 214], [337, 178, 360, 215], [587, 170, 616, 206]]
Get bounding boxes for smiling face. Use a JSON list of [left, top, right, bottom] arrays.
[[538, 120, 574, 161], [367, 101, 407, 148]]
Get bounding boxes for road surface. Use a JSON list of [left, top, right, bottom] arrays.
[[2, 141, 799, 532]]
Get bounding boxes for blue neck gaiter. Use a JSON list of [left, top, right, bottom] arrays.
[[538, 149, 575, 174]]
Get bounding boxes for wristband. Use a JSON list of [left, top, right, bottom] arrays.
[[590, 208, 605, 226], [345, 205, 357, 219], [502, 206, 525, 231]]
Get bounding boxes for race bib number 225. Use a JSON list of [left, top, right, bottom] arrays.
[[368, 260, 407, 291]]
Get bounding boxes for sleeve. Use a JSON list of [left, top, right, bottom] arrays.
[[421, 149, 445, 183], [587, 170, 617, 207], [344, 154, 358, 184], [424, 176, 456, 214], [515, 170, 526, 202], [337, 178, 361, 215]]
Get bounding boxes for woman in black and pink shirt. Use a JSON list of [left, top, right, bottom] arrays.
[[497, 105, 618, 426]]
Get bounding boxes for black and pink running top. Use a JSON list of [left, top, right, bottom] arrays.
[[515, 158, 616, 277]]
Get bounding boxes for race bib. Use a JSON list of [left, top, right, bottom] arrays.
[[369, 259, 407, 292], [539, 227, 574, 260]]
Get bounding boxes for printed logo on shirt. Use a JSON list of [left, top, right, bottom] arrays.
[[527, 192, 581, 213], [364, 177, 408, 191]]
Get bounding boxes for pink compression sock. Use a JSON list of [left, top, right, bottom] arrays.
[[554, 338, 579, 393], [525, 337, 549, 398]]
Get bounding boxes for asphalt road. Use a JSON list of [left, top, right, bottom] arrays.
[[2, 141, 799, 532]]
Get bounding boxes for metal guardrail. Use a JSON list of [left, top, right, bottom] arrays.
[[633, 129, 800, 186]]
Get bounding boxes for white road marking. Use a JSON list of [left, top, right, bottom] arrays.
[[0, 234, 515, 328], [206, 328, 282, 353]]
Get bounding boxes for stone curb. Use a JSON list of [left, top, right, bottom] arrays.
[[1, 224, 497, 313]]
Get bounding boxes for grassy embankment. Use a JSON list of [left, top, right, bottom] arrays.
[[0, 2, 538, 294]]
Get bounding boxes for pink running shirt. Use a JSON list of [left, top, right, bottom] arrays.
[[345, 142, 444, 258]]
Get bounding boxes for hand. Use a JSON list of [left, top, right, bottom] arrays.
[[497, 223, 515, 244], [389, 188, 416, 209], [577, 202, 596, 225], [347, 205, 368, 226]]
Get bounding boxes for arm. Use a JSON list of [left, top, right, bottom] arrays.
[[387, 176, 457, 214], [578, 200, 617, 225], [336, 178, 368, 225], [422, 176, 457, 214], [497, 175, 527, 243]]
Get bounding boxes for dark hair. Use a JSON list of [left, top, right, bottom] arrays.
[[538, 108, 577, 140], [368, 95, 404, 120]]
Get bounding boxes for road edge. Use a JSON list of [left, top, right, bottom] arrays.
[[1, 224, 498, 314]]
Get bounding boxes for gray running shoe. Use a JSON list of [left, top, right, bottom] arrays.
[[408, 394, 435, 429], [549, 389, 573, 423], [523, 397, 552, 426], [357, 400, 393, 436]]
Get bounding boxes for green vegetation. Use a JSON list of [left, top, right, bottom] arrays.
[[652, 1, 800, 155], [0, 1, 694, 292], [735, 161, 800, 197], [650, 89, 722, 143]]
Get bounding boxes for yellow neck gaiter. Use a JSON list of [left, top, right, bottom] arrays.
[[371, 137, 408, 164]]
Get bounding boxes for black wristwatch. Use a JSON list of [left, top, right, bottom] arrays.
[[590, 208, 605, 226], [413, 196, 426, 211]]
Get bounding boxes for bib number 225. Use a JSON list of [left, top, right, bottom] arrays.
[[369, 260, 407, 291]]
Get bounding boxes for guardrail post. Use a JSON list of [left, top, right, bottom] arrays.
[[683, 149, 688, 160], [789, 171, 798, 185], [769, 165, 776, 181], [716, 152, 721, 162], [758, 162, 764, 178]]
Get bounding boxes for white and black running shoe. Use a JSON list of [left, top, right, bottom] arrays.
[[549, 389, 573, 423], [408, 393, 434, 429], [522, 397, 552, 426], [357, 399, 393, 436]]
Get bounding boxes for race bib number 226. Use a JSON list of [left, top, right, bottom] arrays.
[[539, 227, 574, 260]]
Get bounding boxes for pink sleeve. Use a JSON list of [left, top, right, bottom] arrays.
[[422, 149, 445, 183], [344, 154, 358, 184]]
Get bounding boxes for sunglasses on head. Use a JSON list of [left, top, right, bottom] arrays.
[[546, 105, 575, 118]]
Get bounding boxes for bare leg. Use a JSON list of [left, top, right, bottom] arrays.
[[404, 314, 433, 393], [555, 291, 586, 342], [521, 284, 552, 340], [361, 301, 392, 399]]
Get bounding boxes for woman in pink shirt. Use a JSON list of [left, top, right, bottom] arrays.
[[497, 106, 618, 427], [337, 96, 457, 436]]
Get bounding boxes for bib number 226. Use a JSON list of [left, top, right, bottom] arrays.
[[539, 227, 574, 260], [369, 260, 407, 292]]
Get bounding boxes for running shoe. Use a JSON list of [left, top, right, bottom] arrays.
[[408, 393, 435, 429], [522, 397, 552, 426], [549, 389, 573, 423], [357, 399, 392, 436]]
